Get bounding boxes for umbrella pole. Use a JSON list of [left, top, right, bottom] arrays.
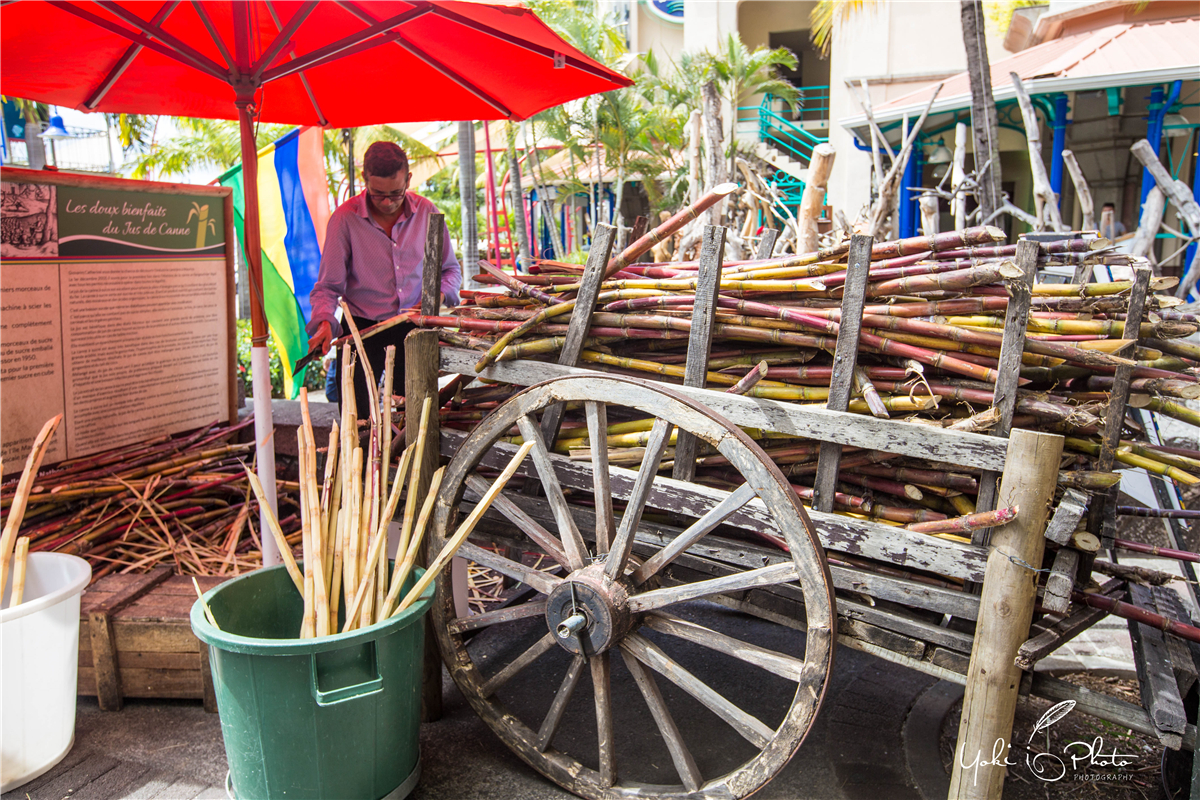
[[237, 95, 280, 567]]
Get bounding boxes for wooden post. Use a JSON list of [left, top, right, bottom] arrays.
[[85, 567, 171, 712], [1010, 73, 1066, 232], [756, 228, 780, 259], [422, 213, 445, 317], [1130, 188, 1166, 262], [918, 195, 940, 236], [797, 143, 835, 254], [405, 328, 443, 722], [951, 121, 968, 231], [672, 225, 726, 483], [974, 239, 1037, 540], [812, 234, 872, 513], [1087, 266, 1151, 547], [537, 224, 616, 447], [961, 0, 1004, 221], [1061, 150, 1096, 230], [949, 428, 1064, 799]]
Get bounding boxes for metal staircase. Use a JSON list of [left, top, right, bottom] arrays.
[[739, 92, 830, 209]]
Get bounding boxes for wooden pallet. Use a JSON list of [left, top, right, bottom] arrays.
[[77, 568, 225, 711]]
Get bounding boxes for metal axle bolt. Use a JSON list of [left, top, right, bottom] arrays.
[[557, 613, 587, 639]]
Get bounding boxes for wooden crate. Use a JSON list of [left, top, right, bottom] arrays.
[[77, 568, 227, 711]]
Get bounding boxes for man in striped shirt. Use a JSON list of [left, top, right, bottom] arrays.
[[308, 141, 461, 419]]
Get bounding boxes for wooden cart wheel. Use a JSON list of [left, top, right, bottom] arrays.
[[428, 375, 835, 800]]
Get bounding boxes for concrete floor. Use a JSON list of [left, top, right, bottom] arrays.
[[3, 639, 955, 800]]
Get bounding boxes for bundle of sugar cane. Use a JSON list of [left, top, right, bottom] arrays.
[[0, 417, 294, 584], [388, 223, 1200, 540]]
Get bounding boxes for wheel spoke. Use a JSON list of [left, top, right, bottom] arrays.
[[535, 654, 587, 751], [457, 541, 562, 596], [481, 631, 557, 697], [627, 562, 798, 614], [516, 414, 590, 571], [585, 401, 616, 554], [464, 474, 570, 568], [631, 483, 758, 586], [619, 646, 702, 792], [605, 417, 675, 580], [623, 633, 774, 749], [590, 652, 616, 787], [643, 612, 805, 682], [447, 600, 547, 635]]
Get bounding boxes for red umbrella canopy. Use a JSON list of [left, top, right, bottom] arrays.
[[0, 0, 632, 124]]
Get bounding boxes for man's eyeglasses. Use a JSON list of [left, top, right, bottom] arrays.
[[367, 191, 406, 202]]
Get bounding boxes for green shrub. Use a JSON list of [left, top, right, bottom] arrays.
[[236, 318, 327, 398]]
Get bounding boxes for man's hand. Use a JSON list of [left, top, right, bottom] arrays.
[[308, 321, 333, 356]]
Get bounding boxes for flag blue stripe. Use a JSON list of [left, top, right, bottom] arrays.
[[274, 131, 322, 322]]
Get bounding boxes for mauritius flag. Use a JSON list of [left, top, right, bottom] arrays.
[[219, 126, 329, 398]]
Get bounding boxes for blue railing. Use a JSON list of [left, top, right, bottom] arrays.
[[751, 93, 829, 165]]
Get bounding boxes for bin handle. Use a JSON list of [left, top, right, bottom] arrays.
[[310, 653, 384, 706]]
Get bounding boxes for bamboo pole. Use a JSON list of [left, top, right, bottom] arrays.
[[9, 537, 29, 607], [1, 414, 62, 600]]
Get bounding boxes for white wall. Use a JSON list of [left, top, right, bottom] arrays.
[[826, 1, 1015, 217]]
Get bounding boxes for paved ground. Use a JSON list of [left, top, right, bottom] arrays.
[[6, 639, 957, 800]]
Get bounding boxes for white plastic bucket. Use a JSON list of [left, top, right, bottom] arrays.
[[1, 552, 91, 793]]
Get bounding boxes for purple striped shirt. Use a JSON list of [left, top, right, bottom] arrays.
[[307, 191, 461, 334]]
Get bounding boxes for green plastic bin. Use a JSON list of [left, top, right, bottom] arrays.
[[190, 563, 432, 800]]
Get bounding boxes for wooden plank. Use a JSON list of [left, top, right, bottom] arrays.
[[1088, 266, 1151, 547], [1129, 582, 1187, 749], [422, 212, 444, 316], [840, 635, 968, 686], [1042, 548, 1080, 615], [78, 667, 203, 698], [536, 223, 615, 448], [440, 347, 1010, 472], [974, 238, 1037, 540], [672, 224, 725, 483], [89, 611, 123, 711], [110, 622, 200, 653], [813, 234, 872, 513], [1152, 586, 1199, 699], [1015, 578, 1123, 670], [950, 429, 1063, 799], [756, 228, 780, 259], [836, 596, 976, 654], [1043, 489, 1089, 545], [1030, 672, 1196, 751], [448, 428, 991, 582], [838, 616, 924, 659], [78, 651, 203, 670], [198, 642, 217, 713]]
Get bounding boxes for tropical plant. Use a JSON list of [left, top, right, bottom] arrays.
[[127, 117, 293, 180], [708, 33, 800, 174], [810, 0, 882, 55]]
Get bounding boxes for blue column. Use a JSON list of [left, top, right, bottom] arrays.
[[1186, 148, 1200, 288], [1140, 82, 1182, 207], [1050, 94, 1069, 197], [899, 150, 922, 239]]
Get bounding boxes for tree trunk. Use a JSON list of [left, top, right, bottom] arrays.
[[524, 122, 565, 261], [505, 124, 531, 273], [1010, 73, 1065, 232], [701, 80, 727, 229], [1062, 150, 1096, 230], [1131, 187, 1165, 263], [687, 109, 702, 205], [612, 166, 626, 254], [798, 143, 835, 253], [919, 195, 940, 235], [952, 121, 968, 231], [961, 0, 1003, 221], [457, 121, 480, 290]]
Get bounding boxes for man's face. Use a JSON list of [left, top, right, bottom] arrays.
[[365, 170, 411, 215]]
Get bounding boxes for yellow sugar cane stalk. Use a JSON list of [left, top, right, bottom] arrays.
[[1143, 397, 1200, 429], [476, 299, 577, 371], [1065, 437, 1200, 485], [1029, 277, 1176, 296]]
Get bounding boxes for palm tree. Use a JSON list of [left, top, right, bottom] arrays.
[[709, 34, 799, 175], [810, 0, 881, 55], [127, 117, 293, 180]]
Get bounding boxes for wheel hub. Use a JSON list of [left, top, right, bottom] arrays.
[[545, 563, 633, 656]]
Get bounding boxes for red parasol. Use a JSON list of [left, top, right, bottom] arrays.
[[0, 0, 631, 562]]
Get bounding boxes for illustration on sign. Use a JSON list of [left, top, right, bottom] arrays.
[[1, 182, 58, 258], [56, 186, 226, 258]]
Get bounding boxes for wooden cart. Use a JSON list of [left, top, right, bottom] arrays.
[[401, 224, 1196, 800]]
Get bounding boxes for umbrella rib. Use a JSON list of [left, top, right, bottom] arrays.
[[258, 4, 433, 84], [190, 0, 236, 75], [48, 1, 226, 81], [428, 5, 630, 85], [94, 0, 227, 79], [83, 0, 180, 109], [250, 0, 318, 81], [263, 1, 328, 127], [338, 0, 512, 119]]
